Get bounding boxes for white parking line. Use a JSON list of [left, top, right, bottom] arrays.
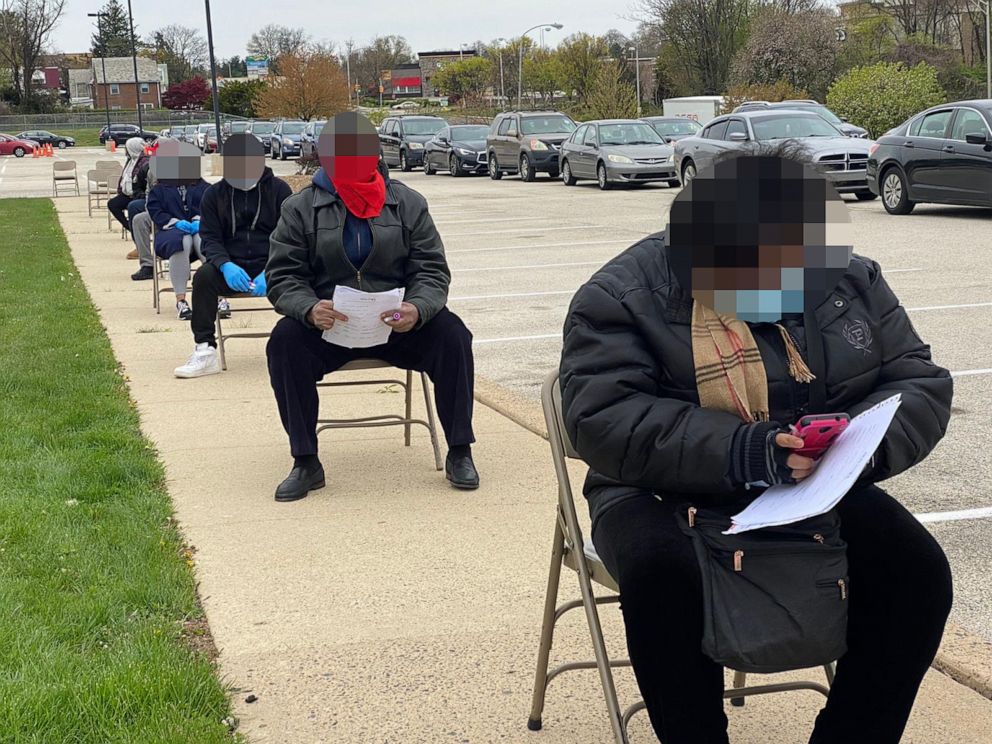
[[451, 290, 575, 302], [436, 216, 574, 226], [915, 506, 992, 524], [444, 225, 610, 237], [453, 261, 603, 273], [907, 301, 992, 312], [447, 239, 627, 255], [951, 368, 992, 377], [474, 333, 560, 345]]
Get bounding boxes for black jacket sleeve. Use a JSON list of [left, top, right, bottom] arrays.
[[560, 280, 746, 496], [847, 263, 952, 481], [397, 186, 450, 328], [266, 195, 320, 324], [198, 187, 230, 267]]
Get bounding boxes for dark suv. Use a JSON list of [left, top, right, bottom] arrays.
[[378, 116, 447, 171], [98, 124, 158, 146], [486, 111, 578, 181]]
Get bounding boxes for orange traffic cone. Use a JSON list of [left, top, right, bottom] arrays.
[[46, 143, 53, 157], [32, 145, 40, 158], [110, 140, 117, 153]]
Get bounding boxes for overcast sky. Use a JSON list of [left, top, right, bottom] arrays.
[[54, 0, 642, 60]]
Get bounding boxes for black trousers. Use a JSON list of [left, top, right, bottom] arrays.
[[266, 308, 476, 457], [107, 193, 131, 230], [190, 261, 266, 347], [591, 485, 953, 744]]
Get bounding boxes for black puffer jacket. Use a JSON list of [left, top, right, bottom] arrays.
[[559, 232, 953, 528]]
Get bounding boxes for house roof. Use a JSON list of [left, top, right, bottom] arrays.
[[68, 68, 91, 86], [91, 56, 160, 84]]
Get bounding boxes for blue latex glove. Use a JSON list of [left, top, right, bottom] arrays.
[[251, 272, 267, 297], [220, 262, 252, 293], [174, 220, 193, 233], [188, 220, 200, 234]]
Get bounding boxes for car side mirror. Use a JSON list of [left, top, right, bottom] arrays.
[[439, 136, 449, 144], [966, 132, 989, 146], [728, 131, 748, 142]]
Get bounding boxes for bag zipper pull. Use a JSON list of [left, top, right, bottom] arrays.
[[688, 506, 697, 528], [813, 533, 825, 544], [734, 550, 743, 572], [838, 579, 847, 600]]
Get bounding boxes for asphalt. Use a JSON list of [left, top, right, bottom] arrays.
[[29, 154, 992, 742]]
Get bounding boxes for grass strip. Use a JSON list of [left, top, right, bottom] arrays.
[[0, 199, 237, 743]]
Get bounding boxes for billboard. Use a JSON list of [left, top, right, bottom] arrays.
[[246, 56, 269, 79]]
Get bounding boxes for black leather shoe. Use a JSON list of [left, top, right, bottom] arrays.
[[445, 451, 480, 490], [131, 266, 153, 281], [274, 461, 325, 502]]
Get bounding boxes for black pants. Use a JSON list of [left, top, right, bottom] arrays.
[[107, 193, 131, 230], [266, 308, 476, 457], [591, 486, 952, 744], [190, 261, 266, 347]]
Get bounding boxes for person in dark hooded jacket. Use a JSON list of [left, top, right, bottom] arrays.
[[559, 148, 953, 744], [174, 134, 292, 378]]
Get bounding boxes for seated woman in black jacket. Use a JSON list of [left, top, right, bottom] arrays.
[[559, 148, 953, 744]]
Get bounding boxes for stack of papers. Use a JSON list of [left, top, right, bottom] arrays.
[[321, 286, 405, 349], [724, 394, 902, 534]]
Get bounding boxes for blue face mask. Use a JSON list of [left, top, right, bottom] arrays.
[[712, 268, 807, 322]]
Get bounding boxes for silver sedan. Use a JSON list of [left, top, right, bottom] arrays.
[[559, 120, 679, 190]]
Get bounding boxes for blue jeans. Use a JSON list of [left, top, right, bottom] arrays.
[[126, 198, 146, 233]]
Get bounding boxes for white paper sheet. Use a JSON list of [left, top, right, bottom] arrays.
[[724, 394, 902, 534], [321, 285, 405, 349]]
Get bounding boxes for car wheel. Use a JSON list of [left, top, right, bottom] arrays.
[[280, 146, 287, 161], [597, 163, 612, 191], [449, 154, 463, 177], [681, 160, 697, 186], [424, 157, 435, 176], [13, 147, 25, 157], [881, 168, 915, 215], [519, 154, 535, 182], [854, 190, 877, 201], [562, 160, 577, 186], [271, 144, 277, 160], [489, 154, 503, 180], [58, 141, 67, 149], [400, 150, 412, 172], [666, 179, 681, 188]]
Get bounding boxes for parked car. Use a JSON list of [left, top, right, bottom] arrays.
[[379, 115, 447, 171], [486, 111, 578, 181], [300, 120, 325, 158], [271, 120, 306, 160], [732, 100, 869, 138], [866, 100, 992, 214], [194, 123, 216, 152], [222, 120, 250, 142], [391, 100, 421, 110], [180, 125, 197, 144], [423, 124, 490, 176], [247, 120, 276, 153], [205, 129, 219, 153], [640, 116, 702, 143], [98, 123, 158, 145], [16, 130, 75, 148], [559, 119, 679, 189], [0, 133, 38, 157], [673, 110, 876, 199]]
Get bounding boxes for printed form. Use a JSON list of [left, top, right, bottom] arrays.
[[321, 285, 405, 349], [725, 394, 903, 534]]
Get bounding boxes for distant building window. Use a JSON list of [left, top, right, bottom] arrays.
[[140, 83, 150, 94], [111, 105, 121, 110], [109, 83, 120, 95], [140, 103, 153, 110]]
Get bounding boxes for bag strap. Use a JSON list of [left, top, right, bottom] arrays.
[[803, 308, 826, 413]]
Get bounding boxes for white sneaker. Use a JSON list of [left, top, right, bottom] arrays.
[[174, 343, 221, 378]]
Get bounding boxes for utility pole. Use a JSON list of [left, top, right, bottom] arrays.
[[518, 23, 563, 109], [496, 38, 506, 107], [124, 0, 143, 130], [628, 46, 642, 117], [88, 13, 111, 134], [203, 0, 223, 153]]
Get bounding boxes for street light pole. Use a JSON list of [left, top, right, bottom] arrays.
[[202, 0, 223, 154], [124, 0, 143, 130], [496, 38, 506, 107], [88, 13, 111, 134], [518, 23, 562, 109], [983, 0, 991, 98], [629, 46, 641, 117]]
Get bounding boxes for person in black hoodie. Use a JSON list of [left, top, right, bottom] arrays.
[[175, 134, 292, 378]]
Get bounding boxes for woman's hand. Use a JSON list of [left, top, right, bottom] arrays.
[[307, 300, 348, 331], [381, 302, 419, 333], [775, 432, 817, 481]]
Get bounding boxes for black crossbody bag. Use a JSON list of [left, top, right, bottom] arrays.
[[674, 309, 849, 674]]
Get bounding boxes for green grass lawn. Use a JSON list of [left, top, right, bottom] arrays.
[[0, 199, 238, 742], [55, 127, 103, 147]]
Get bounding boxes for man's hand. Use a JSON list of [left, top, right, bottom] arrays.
[[775, 432, 816, 481], [380, 302, 419, 333], [307, 300, 348, 331]]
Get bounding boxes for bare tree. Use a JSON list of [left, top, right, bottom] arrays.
[[146, 24, 207, 83], [246, 24, 308, 72], [351, 35, 413, 93], [0, 0, 66, 102]]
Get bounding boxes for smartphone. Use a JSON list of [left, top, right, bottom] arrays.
[[792, 413, 850, 460]]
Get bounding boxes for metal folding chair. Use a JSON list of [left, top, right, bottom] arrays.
[[52, 161, 79, 197], [316, 359, 443, 471], [86, 168, 115, 217], [527, 370, 835, 743], [215, 292, 275, 370]]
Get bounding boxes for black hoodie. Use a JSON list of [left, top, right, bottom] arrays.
[[199, 167, 292, 273]]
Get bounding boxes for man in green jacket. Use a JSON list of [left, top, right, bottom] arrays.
[[265, 154, 478, 502]]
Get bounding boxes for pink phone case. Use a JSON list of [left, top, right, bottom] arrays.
[[793, 414, 850, 459]]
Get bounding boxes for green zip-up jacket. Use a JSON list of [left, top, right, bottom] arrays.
[[266, 178, 450, 328]]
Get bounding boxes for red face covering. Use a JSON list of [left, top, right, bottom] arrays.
[[329, 155, 386, 219]]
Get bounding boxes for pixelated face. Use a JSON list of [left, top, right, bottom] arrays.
[[667, 155, 853, 323], [150, 140, 201, 186], [317, 112, 380, 182], [222, 133, 265, 191]]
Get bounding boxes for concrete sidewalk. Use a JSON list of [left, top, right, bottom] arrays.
[[54, 195, 992, 743]]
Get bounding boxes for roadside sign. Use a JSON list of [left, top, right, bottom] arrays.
[[246, 56, 269, 79]]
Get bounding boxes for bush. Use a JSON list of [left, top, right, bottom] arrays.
[[826, 62, 945, 138], [722, 81, 810, 114]]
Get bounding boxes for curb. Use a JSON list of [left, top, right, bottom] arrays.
[[474, 375, 992, 702]]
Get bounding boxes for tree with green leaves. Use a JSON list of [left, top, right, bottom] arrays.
[[431, 57, 492, 105], [556, 33, 609, 101], [90, 0, 139, 58], [218, 79, 265, 117], [586, 59, 638, 119], [827, 62, 946, 138], [523, 49, 565, 104]]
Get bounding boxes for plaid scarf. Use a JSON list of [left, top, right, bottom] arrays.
[[691, 301, 815, 423]]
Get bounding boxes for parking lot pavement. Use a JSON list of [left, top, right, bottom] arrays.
[[398, 169, 992, 648], [0, 147, 299, 198]]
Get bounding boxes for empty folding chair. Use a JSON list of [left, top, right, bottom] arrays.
[[214, 292, 275, 370], [52, 161, 79, 197]]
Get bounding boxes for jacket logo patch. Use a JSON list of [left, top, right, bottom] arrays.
[[843, 319, 873, 355]]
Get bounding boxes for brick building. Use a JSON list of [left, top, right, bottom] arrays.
[[384, 62, 423, 98], [89, 56, 162, 110], [417, 50, 477, 98]]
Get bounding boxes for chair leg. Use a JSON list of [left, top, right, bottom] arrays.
[[420, 372, 443, 471], [216, 316, 228, 371], [823, 662, 836, 687], [730, 670, 747, 707], [404, 369, 413, 447], [153, 258, 160, 313], [527, 518, 567, 732]]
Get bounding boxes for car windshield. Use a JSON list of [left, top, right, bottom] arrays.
[[252, 122, 275, 134], [282, 122, 306, 134], [403, 119, 445, 135], [451, 126, 489, 142], [521, 116, 577, 135], [598, 122, 664, 145], [649, 120, 701, 136], [198, 124, 212, 132], [230, 122, 249, 132], [751, 115, 840, 140], [314, 122, 325, 136], [783, 104, 843, 125]]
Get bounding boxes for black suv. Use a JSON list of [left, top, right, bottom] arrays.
[[486, 111, 578, 181], [98, 124, 158, 146], [378, 115, 447, 171]]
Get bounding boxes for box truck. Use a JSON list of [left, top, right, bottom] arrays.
[[662, 96, 725, 126]]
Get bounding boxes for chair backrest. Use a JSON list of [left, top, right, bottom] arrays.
[[95, 159, 121, 170], [53, 161, 76, 173], [541, 370, 586, 543]]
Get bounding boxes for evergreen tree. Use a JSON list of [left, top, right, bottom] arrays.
[[90, 0, 139, 58]]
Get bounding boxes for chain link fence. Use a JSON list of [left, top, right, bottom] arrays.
[[0, 111, 248, 131]]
